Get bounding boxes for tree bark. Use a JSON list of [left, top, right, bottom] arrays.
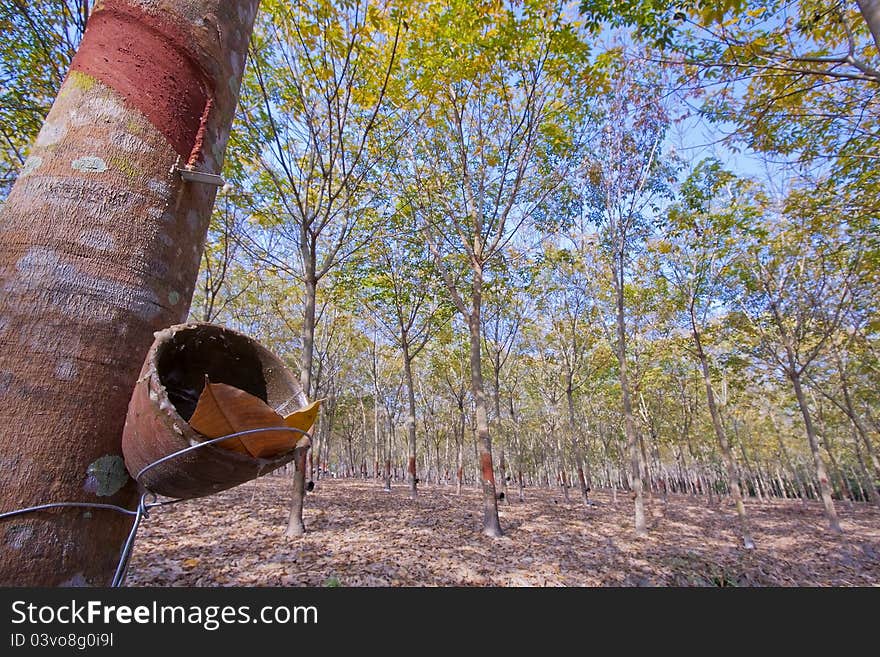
[[286, 268, 316, 534], [0, 0, 259, 586], [852, 428, 880, 508], [498, 446, 509, 504], [566, 383, 590, 506], [402, 343, 418, 500], [613, 262, 646, 536], [691, 315, 754, 549], [285, 444, 309, 537], [858, 0, 880, 54], [467, 287, 502, 537], [791, 372, 843, 533], [834, 350, 880, 478], [769, 412, 809, 503]]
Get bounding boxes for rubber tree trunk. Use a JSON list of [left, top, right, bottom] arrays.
[[467, 292, 502, 537], [835, 352, 880, 479], [858, 0, 880, 53], [492, 379, 509, 504], [402, 344, 418, 500], [691, 316, 754, 549], [791, 372, 842, 533], [498, 446, 509, 504], [852, 429, 880, 508], [286, 270, 316, 535], [565, 383, 591, 507], [0, 0, 260, 586], [613, 261, 646, 536], [285, 444, 309, 537]]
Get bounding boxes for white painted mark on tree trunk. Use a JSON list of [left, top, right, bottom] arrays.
[[168, 291, 180, 306], [72, 156, 108, 173], [20, 156, 42, 176], [78, 229, 115, 251], [55, 359, 78, 381]]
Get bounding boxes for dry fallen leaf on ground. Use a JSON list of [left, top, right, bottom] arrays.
[[126, 478, 880, 587]]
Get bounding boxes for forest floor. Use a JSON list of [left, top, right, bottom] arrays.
[[126, 477, 880, 587]]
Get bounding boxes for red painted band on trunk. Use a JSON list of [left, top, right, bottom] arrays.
[[408, 457, 416, 477], [69, 5, 209, 159], [480, 453, 495, 484]]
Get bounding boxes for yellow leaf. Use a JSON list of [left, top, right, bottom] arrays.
[[283, 399, 323, 443], [189, 376, 296, 458]]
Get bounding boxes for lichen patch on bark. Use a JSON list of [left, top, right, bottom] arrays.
[[20, 156, 42, 176], [35, 123, 67, 149], [72, 156, 109, 173], [84, 455, 130, 497]]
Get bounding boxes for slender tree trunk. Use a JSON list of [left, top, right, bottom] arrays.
[[435, 435, 442, 488], [455, 398, 466, 495], [402, 344, 418, 500], [444, 430, 450, 486], [509, 392, 525, 502], [286, 268, 317, 535], [373, 406, 380, 480], [0, 0, 259, 585], [791, 372, 843, 533], [467, 295, 502, 537], [835, 356, 880, 478], [360, 396, 369, 478], [823, 437, 852, 503], [550, 422, 570, 503], [491, 366, 509, 504], [613, 264, 646, 536], [770, 412, 808, 504], [852, 429, 880, 508], [567, 384, 590, 506], [285, 444, 309, 537], [691, 318, 754, 549], [300, 272, 317, 398], [456, 413, 464, 496], [498, 447, 509, 504], [384, 415, 393, 491], [775, 468, 788, 499], [857, 0, 880, 54]]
